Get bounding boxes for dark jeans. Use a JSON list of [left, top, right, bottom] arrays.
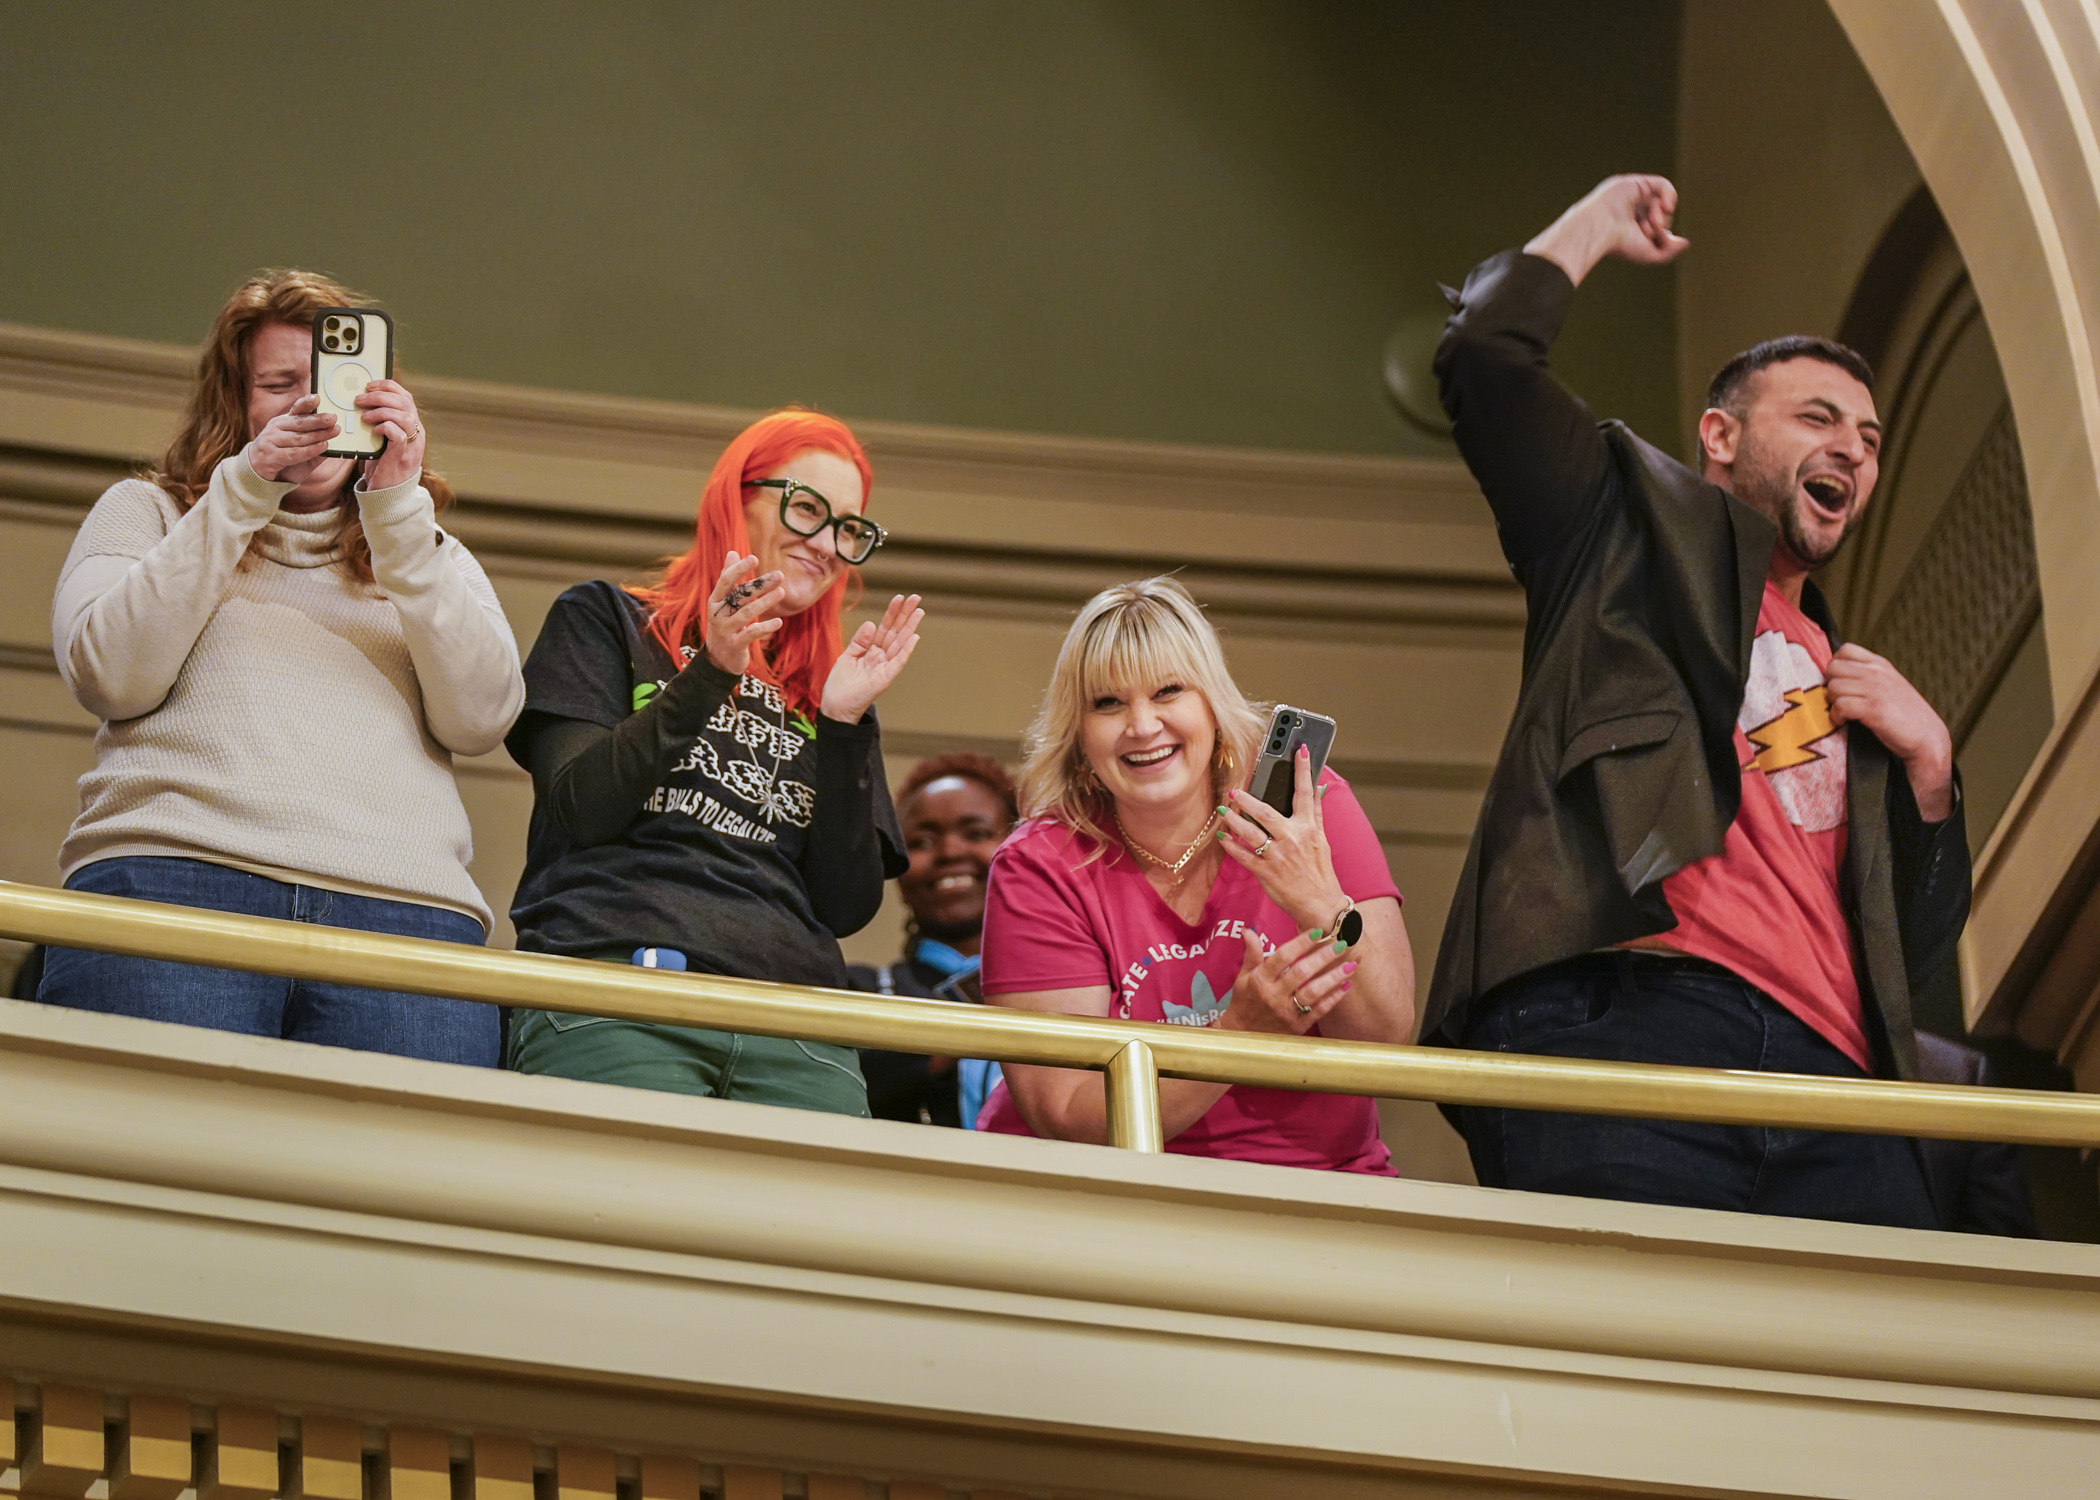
[[39, 856, 499, 1067], [1460, 952, 1936, 1229]]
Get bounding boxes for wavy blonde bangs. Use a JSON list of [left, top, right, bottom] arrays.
[[1018, 576, 1266, 859]]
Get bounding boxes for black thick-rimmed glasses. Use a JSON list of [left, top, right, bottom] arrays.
[[743, 478, 887, 565]]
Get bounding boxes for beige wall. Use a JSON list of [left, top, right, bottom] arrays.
[[0, 2, 1681, 458], [1674, 0, 1921, 444]]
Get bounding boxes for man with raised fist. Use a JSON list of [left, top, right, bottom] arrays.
[[1425, 175, 1969, 1228]]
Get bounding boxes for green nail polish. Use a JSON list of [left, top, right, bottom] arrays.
[[1308, 928, 1323, 941], [1333, 940, 1349, 954], [1215, 805, 1228, 816]]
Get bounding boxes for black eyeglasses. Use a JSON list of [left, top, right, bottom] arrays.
[[743, 478, 887, 564]]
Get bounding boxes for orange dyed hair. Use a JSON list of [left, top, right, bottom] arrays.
[[627, 408, 872, 717]]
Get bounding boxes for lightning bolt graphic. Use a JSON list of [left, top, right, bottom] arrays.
[[1744, 686, 1838, 774]]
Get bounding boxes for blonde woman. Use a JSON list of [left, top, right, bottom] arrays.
[[976, 577, 1414, 1170]]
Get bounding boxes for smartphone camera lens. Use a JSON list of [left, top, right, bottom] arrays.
[[323, 335, 339, 349]]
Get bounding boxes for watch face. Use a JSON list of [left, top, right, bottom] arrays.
[[1337, 906, 1364, 947]]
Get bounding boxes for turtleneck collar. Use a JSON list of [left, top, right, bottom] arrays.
[[252, 504, 353, 569]]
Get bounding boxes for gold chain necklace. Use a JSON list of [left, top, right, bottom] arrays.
[[1113, 808, 1220, 880]]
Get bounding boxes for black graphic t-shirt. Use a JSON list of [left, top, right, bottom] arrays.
[[506, 582, 906, 989]]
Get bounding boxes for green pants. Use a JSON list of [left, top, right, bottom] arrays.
[[507, 999, 869, 1118]]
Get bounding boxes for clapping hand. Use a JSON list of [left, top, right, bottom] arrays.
[[819, 593, 924, 724], [703, 551, 789, 678], [1220, 923, 1356, 1036]]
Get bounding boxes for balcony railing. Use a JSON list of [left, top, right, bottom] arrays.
[[2, 877, 2096, 1153]]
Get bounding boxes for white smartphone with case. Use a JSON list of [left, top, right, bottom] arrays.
[[310, 308, 395, 459]]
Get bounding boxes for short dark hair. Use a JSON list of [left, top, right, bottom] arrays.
[[897, 751, 1019, 825], [1704, 336, 1875, 416]]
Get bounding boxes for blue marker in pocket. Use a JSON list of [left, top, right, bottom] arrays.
[[632, 947, 687, 971]]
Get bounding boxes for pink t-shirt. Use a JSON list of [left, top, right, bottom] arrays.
[[977, 770, 1401, 1174], [1657, 581, 1867, 1068]]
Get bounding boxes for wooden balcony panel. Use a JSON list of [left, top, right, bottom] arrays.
[[3, 1000, 2100, 1497], [294, 1416, 364, 1500], [718, 1467, 780, 1500], [801, 1479, 864, 1500], [109, 1393, 192, 1500], [635, 1453, 698, 1500], [553, 1445, 614, 1500], [386, 1428, 450, 1500], [19, 1385, 101, 1499], [472, 1437, 535, 1500], [201, 1406, 281, 1500]]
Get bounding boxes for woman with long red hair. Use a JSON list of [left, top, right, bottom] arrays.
[[505, 409, 923, 1115]]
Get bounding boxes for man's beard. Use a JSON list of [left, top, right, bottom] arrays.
[[1733, 437, 1856, 569]]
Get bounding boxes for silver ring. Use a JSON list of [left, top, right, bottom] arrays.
[[1291, 993, 1311, 1015], [1255, 838, 1273, 860]]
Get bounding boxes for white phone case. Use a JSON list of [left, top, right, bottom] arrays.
[[310, 308, 395, 459]]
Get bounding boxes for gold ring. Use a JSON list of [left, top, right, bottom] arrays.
[[1255, 839, 1273, 859], [1291, 993, 1311, 1015]]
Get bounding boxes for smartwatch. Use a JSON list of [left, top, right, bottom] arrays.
[[1330, 898, 1363, 948]]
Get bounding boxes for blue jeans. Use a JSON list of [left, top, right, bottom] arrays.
[[38, 856, 498, 1067], [1459, 952, 1936, 1229]]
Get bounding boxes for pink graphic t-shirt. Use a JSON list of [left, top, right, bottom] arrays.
[[1656, 581, 1867, 1068], [977, 770, 1400, 1174]]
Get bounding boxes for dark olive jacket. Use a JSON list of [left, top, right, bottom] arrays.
[[1421, 250, 1971, 1080]]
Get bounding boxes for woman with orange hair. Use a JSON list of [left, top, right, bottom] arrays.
[[504, 409, 923, 1115]]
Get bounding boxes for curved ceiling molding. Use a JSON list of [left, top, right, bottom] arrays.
[[1828, 1, 2100, 1041], [1829, 0, 2100, 707]]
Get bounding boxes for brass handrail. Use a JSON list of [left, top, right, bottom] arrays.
[[2, 878, 2096, 1154]]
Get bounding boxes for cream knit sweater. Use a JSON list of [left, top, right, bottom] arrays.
[[51, 450, 525, 928]]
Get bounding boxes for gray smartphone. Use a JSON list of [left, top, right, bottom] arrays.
[[1247, 704, 1336, 818]]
